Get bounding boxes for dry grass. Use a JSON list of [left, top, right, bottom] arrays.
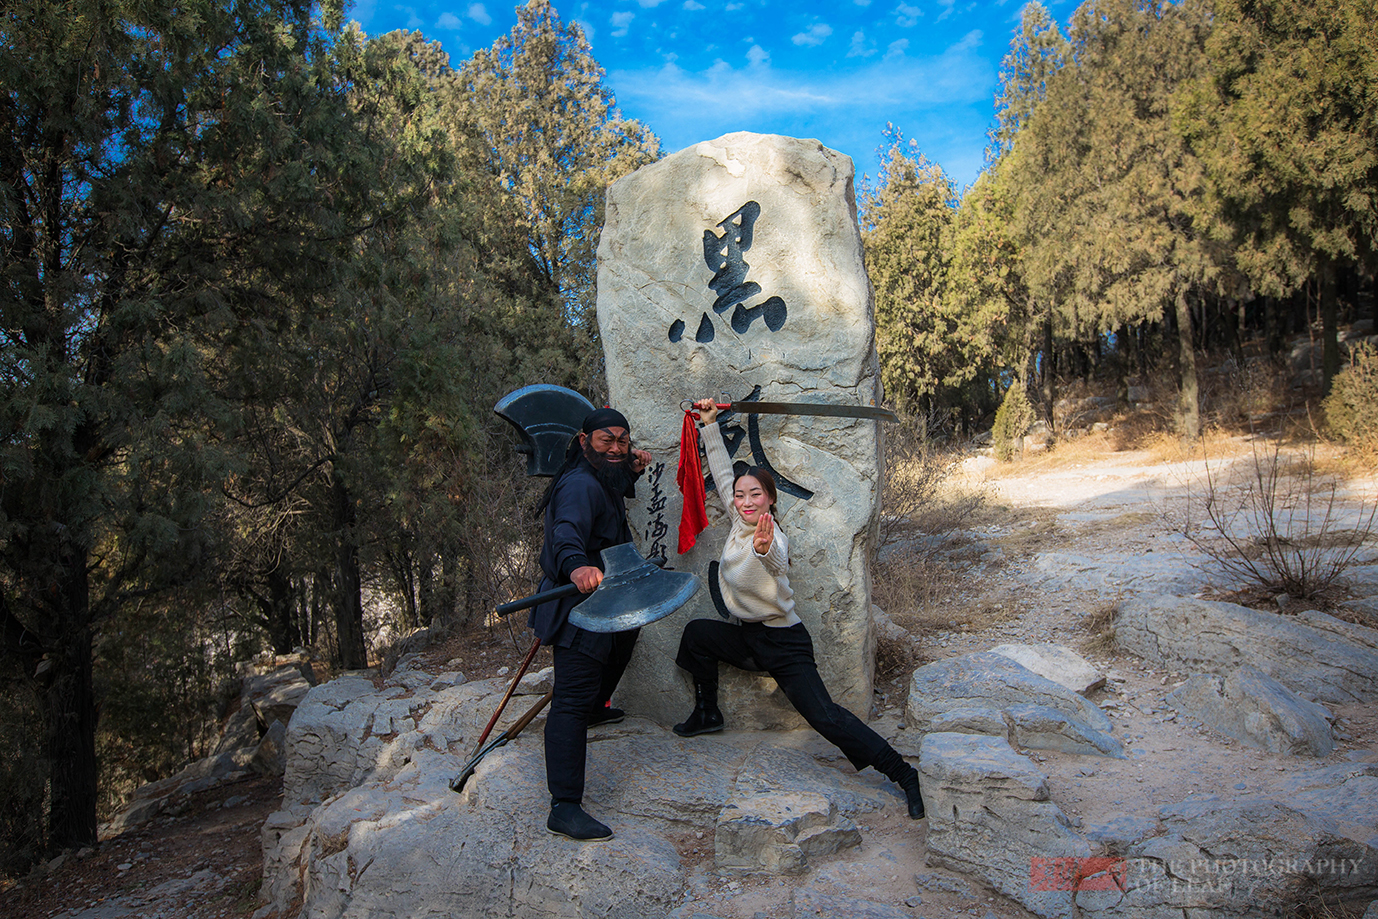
[[872, 421, 989, 631], [1080, 600, 1119, 655]]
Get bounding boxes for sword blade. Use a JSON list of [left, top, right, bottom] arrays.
[[726, 401, 899, 423]]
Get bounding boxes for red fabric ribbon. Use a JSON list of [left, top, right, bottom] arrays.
[[676, 409, 709, 554]]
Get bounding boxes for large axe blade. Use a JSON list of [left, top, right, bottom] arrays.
[[494, 384, 596, 477], [568, 543, 700, 633]]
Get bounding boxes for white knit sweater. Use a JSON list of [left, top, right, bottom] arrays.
[[700, 421, 799, 628]]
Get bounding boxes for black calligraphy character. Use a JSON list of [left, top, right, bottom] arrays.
[[704, 202, 763, 315], [643, 462, 669, 560], [669, 201, 787, 342]]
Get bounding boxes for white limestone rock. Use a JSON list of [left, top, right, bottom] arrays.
[[906, 652, 1114, 737], [244, 662, 315, 731], [714, 792, 860, 875], [1115, 595, 1378, 704], [1006, 704, 1126, 759], [597, 132, 883, 729], [990, 643, 1105, 694], [919, 732, 1091, 919], [1167, 666, 1335, 757]]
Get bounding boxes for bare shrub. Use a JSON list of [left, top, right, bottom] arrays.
[[1172, 442, 1377, 606], [1201, 355, 1292, 429]]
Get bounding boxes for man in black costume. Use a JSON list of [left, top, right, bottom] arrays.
[[533, 407, 650, 841]]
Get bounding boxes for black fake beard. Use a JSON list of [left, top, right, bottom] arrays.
[[583, 441, 637, 496]]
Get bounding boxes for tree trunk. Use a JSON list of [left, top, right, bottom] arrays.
[[1174, 288, 1201, 441], [1040, 310, 1056, 431], [1319, 260, 1341, 395], [44, 552, 99, 851], [263, 563, 299, 654], [1263, 295, 1284, 359], [330, 472, 368, 670]]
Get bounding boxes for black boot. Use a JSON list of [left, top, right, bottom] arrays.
[[547, 801, 613, 841], [875, 747, 925, 819], [673, 681, 724, 737]]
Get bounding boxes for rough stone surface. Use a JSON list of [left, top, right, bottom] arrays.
[[906, 652, 1114, 737], [990, 643, 1105, 694], [244, 663, 315, 731], [714, 792, 860, 875], [259, 662, 923, 919], [929, 707, 1010, 740], [101, 655, 313, 836], [790, 889, 913, 918], [919, 732, 1091, 919], [249, 718, 288, 776], [1099, 796, 1378, 918], [211, 701, 262, 755], [597, 131, 883, 729], [1115, 595, 1378, 703], [1006, 704, 1126, 759], [1167, 666, 1335, 756]]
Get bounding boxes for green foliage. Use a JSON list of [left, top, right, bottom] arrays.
[[1322, 343, 1378, 459], [94, 599, 230, 813], [992, 384, 1035, 462], [454, 0, 660, 342], [1179, 0, 1378, 296], [989, 2, 1068, 161], [860, 128, 963, 416]]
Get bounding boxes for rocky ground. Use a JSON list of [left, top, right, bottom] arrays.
[[4, 434, 1375, 919]]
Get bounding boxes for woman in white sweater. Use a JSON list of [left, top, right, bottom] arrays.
[[672, 399, 925, 819]]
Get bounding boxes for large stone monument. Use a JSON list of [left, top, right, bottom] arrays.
[[597, 132, 885, 729]]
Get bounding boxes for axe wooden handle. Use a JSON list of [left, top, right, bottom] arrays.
[[494, 555, 669, 618], [495, 582, 580, 617]]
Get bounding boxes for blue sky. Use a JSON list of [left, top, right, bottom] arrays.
[[347, 0, 1057, 191]]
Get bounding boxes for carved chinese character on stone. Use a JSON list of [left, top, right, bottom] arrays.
[[597, 132, 882, 729]]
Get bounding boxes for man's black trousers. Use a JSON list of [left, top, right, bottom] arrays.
[[674, 618, 891, 771], [545, 627, 638, 803]]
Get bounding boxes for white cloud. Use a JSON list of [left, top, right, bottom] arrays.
[[611, 11, 634, 36], [683, 0, 705, 8], [894, 2, 922, 27], [637, 0, 669, 6], [847, 29, 875, 57], [792, 23, 833, 47], [950, 29, 982, 53], [467, 3, 491, 25], [746, 44, 770, 66], [885, 38, 909, 58], [854, 0, 872, 6], [935, 0, 956, 22], [436, 11, 462, 29], [606, 37, 997, 187]]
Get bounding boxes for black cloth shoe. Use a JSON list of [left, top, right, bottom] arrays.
[[673, 681, 724, 737], [587, 706, 625, 727], [547, 802, 613, 841]]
